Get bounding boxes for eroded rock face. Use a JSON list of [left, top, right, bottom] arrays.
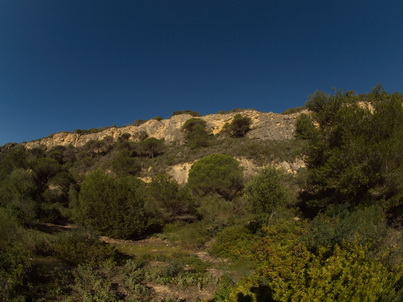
[[22, 110, 305, 150]]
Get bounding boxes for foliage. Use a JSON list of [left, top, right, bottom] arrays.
[[0, 168, 36, 224], [66, 264, 123, 302], [172, 110, 200, 117], [247, 167, 293, 216], [0, 209, 32, 301], [74, 127, 108, 135], [145, 175, 195, 227], [210, 224, 259, 262], [182, 118, 211, 149], [225, 218, 402, 302], [281, 106, 305, 115], [188, 154, 244, 200], [0, 146, 28, 181], [51, 230, 119, 267], [112, 149, 141, 176], [303, 204, 389, 252], [297, 87, 403, 215], [227, 114, 252, 137], [138, 137, 165, 158], [77, 171, 147, 239]]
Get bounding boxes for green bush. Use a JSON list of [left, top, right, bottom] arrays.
[[77, 171, 147, 239], [188, 154, 244, 200], [210, 224, 259, 262], [0, 209, 32, 301], [51, 230, 119, 267], [182, 118, 211, 149], [138, 137, 165, 158], [66, 264, 122, 302], [246, 167, 293, 216], [145, 175, 195, 227], [299, 88, 403, 215], [172, 110, 201, 117], [112, 149, 141, 176]]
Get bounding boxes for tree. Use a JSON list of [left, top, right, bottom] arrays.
[[298, 88, 403, 214], [182, 118, 211, 148], [138, 138, 164, 158], [247, 167, 293, 216], [145, 175, 194, 226], [188, 154, 244, 200], [112, 149, 141, 176], [77, 171, 147, 239]]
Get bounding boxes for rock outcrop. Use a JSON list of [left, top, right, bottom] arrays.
[[22, 110, 305, 150]]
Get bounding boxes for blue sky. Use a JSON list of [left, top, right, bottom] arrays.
[[1, 0, 402, 145]]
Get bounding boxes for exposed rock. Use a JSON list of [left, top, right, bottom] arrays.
[[22, 110, 305, 150], [167, 161, 195, 184], [166, 156, 305, 185]]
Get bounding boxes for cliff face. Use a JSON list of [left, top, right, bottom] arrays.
[[23, 110, 305, 150]]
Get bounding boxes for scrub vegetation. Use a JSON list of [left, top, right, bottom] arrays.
[[0, 86, 402, 301]]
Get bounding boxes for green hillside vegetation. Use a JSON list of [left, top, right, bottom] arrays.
[[0, 86, 402, 301]]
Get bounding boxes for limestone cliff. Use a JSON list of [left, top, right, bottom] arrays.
[[23, 109, 305, 150]]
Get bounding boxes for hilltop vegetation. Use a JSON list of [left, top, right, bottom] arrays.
[[0, 86, 402, 301]]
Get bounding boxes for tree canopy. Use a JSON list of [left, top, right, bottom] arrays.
[[187, 154, 244, 200]]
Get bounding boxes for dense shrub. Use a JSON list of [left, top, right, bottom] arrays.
[[298, 87, 403, 215], [188, 154, 244, 200], [145, 175, 195, 227], [51, 230, 119, 267], [76, 171, 147, 239], [138, 137, 165, 158], [0, 209, 32, 300], [246, 167, 293, 216], [112, 149, 141, 176], [182, 118, 211, 149]]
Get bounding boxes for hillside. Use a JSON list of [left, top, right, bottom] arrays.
[[22, 109, 302, 149], [0, 88, 402, 301]]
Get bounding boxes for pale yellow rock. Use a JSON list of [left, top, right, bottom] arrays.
[[23, 109, 305, 150]]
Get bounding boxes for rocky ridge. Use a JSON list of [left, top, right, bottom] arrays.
[[22, 109, 305, 150]]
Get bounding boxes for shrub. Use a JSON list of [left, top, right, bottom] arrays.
[[112, 149, 141, 176], [51, 230, 119, 267], [145, 175, 195, 227], [138, 138, 165, 158], [246, 167, 293, 216], [182, 118, 211, 149], [77, 171, 147, 239], [67, 264, 122, 302], [172, 110, 201, 117], [227, 114, 252, 137], [0, 209, 32, 300], [188, 154, 244, 200], [281, 106, 305, 115]]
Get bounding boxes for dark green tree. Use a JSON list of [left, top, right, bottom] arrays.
[[188, 154, 244, 200], [138, 138, 164, 158], [112, 149, 141, 176], [145, 175, 194, 226], [247, 167, 293, 216], [182, 118, 211, 149], [298, 87, 403, 215], [77, 171, 147, 239]]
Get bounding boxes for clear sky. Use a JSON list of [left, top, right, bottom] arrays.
[[1, 0, 402, 145]]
